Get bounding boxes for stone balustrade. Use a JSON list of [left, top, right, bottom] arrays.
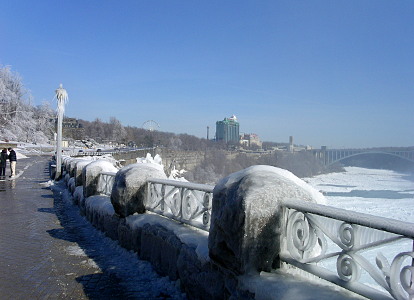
[[54, 155, 413, 300]]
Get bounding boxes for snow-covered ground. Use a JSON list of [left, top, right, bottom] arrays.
[[304, 167, 414, 223]]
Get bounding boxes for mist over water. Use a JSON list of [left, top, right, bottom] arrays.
[[304, 167, 414, 223]]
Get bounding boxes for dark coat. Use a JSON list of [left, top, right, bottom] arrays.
[[0, 152, 8, 167], [8, 150, 17, 162]]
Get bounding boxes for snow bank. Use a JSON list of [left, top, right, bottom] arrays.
[[14, 149, 28, 159]]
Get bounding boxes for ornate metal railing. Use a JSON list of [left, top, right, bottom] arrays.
[[280, 199, 414, 300], [97, 172, 116, 196], [145, 178, 214, 231]]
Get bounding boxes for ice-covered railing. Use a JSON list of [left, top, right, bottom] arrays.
[[96, 172, 214, 231], [280, 199, 414, 300], [98, 172, 116, 196], [145, 178, 214, 231]]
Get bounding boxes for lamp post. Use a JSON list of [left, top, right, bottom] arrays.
[[55, 84, 68, 180]]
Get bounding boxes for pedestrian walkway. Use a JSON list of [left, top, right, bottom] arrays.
[[0, 156, 186, 300]]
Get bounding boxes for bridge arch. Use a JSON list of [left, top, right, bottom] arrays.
[[326, 150, 414, 166]]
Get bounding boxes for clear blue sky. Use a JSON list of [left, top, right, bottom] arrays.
[[1, 1, 413, 148]]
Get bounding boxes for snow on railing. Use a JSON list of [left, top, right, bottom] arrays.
[[145, 178, 214, 231], [98, 172, 116, 196], [280, 199, 414, 300]]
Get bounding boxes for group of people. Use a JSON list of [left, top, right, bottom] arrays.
[[0, 147, 17, 179]]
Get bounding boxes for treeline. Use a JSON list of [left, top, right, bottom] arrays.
[[72, 117, 224, 151], [0, 66, 55, 143]]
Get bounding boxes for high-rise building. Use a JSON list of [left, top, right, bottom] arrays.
[[216, 115, 240, 143]]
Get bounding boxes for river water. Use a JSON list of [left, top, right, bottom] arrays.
[[304, 167, 414, 223]]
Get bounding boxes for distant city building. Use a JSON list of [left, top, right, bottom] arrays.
[[240, 133, 262, 148], [216, 115, 240, 143], [61, 118, 85, 140], [289, 136, 294, 152]]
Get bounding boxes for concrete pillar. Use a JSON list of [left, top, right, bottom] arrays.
[[111, 163, 167, 217], [208, 165, 325, 275], [83, 160, 118, 198]]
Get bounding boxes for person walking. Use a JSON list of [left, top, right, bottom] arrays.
[[0, 148, 8, 178], [8, 147, 17, 178]]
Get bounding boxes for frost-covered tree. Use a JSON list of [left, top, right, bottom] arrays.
[[0, 65, 54, 143], [109, 117, 127, 143], [33, 102, 55, 143], [0, 66, 25, 128]]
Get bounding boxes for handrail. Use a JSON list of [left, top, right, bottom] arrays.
[[100, 171, 117, 177], [97, 172, 116, 196], [280, 199, 414, 300], [147, 178, 214, 193], [95, 173, 213, 231], [145, 179, 214, 231], [283, 199, 414, 238]]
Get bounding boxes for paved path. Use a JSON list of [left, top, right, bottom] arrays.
[[0, 156, 186, 300]]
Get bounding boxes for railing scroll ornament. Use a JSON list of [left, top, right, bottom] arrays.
[[280, 199, 414, 300], [146, 178, 214, 231], [98, 172, 116, 196]]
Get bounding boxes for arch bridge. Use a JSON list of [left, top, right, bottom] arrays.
[[312, 147, 414, 166]]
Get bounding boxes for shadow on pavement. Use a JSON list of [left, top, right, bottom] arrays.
[[44, 182, 181, 300], [38, 207, 55, 214]]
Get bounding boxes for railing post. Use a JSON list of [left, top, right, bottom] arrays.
[[111, 163, 167, 217], [208, 165, 324, 275], [83, 161, 118, 198], [160, 184, 165, 212]]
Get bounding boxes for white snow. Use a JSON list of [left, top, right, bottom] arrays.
[[304, 167, 414, 222], [39, 180, 54, 187], [136, 153, 164, 171], [84, 160, 118, 187], [169, 166, 188, 181], [88, 159, 118, 174], [14, 149, 28, 159], [215, 165, 326, 205]]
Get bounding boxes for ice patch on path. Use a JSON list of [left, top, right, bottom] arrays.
[[39, 180, 54, 187], [81, 259, 100, 269], [65, 245, 87, 257]]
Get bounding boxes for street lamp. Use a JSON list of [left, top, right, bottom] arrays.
[[55, 83, 68, 180]]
